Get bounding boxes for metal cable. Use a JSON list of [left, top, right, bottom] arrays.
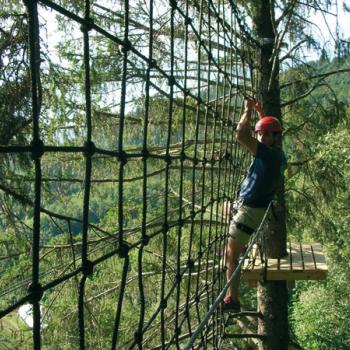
[[183, 202, 272, 350]]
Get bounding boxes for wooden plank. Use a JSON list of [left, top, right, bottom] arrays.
[[243, 244, 263, 280], [299, 242, 305, 270], [243, 244, 259, 271], [266, 270, 327, 280], [267, 257, 280, 270], [243, 242, 328, 282], [279, 241, 292, 271], [242, 255, 252, 270], [242, 244, 253, 269], [244, 269, 327, 281], [242, 244, 258, 281], [301, 243, 316, 271], [290, 242, 303, 271], [253, 254, 262, 271], [243, 271, 260, 280], [312, 243, 328, 271]]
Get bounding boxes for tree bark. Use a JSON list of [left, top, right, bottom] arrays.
[[249, 1, 290, 348], [257, 281, 289, 349]]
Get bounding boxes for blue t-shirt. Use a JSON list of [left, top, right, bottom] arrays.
[[239, 142, 286, 208]]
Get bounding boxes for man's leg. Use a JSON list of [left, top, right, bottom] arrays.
[[223, 205, 263, 311], [223, 200, 231, 223], [226, 237, 246, 302]]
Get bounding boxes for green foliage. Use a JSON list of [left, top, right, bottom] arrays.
[[291, 279, 350, 350], [284, 56, 350, 349]]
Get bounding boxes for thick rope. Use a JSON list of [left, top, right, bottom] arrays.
[[0, 1, 258, 349]]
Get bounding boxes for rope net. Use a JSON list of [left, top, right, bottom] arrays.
[[0, 0, 259, 348]]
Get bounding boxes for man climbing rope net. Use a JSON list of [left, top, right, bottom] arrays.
[[222, 99, 286, 313]]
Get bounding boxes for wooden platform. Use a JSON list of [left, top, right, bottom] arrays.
[[242, 242, 328, 284]]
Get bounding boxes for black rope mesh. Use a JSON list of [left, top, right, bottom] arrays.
[[0, 0, 260, 349]]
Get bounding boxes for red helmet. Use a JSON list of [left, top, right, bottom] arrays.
[[255, 116, 283, 132]]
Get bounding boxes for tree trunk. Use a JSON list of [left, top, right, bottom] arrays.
[[250, 1, 289, 348], [257, 281, 289, 349]]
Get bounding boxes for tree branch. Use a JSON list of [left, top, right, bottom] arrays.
[[281, 68, 350, 89], [281, 82, 327, 107], [0, 183, 111, 236], [280, 39, 308, 62]]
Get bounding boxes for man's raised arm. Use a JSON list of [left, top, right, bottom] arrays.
[[236, 99, 258, 155]]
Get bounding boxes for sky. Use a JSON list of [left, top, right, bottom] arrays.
[[306, 0, 350, 59], [40, 0, 350, 59], [310, 1, 349, 35]]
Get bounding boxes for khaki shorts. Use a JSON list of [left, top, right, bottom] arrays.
[[229, 205, 270, 245]]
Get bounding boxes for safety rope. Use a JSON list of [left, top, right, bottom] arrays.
[[0, 1, 259, 349]]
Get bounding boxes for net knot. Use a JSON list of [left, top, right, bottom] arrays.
[[141, 235, 150, 246], [118, 243, 129, 258], [163, 222, 169, 232], [187, 259, 195, 270], [82, 259, 94, 277], [30, 139, 44, 160], [149, 59, 157, 69], [180, 151, 186, 162], [168, 76, 176, 86], [118, 150, 128, 165], [28, 283, 43, 303], [84, 141, 96, 157], [141, 148, 149, 160], [121, 39, 132, 53], [80, 19, 94, 32], [185, 17, 192, 25], [164, 154, 172, 165]]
